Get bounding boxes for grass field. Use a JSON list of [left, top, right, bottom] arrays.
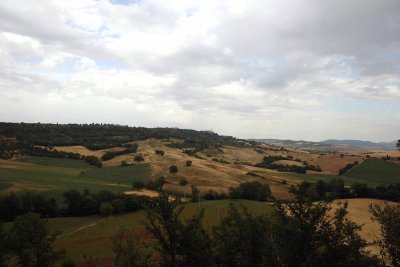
[[0, 157, 151, 204], [15, 157, 91, 169], [53, 199, 274, 261], [344, 158, 400, 186]]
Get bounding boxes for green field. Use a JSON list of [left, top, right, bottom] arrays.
[[15, 157, 91, 169], [253, 167, 366, 185], [344, 158, 400, 186], [0, 157, 151, 204], [53, 199, 273, 261]]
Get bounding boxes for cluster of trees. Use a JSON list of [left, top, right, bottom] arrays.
[[0, 123, 244, 151], [255, 155, 321, 174], [229, 181, 271, 201], [0, 213, 64, 267], [101, 143, 138, 161], [292, 179, 400, 202], [0, 192, 58, 222], [62, 189, 149, 217], [0, 137, 17, 159], [339, 161, 359, 175], [0, 190, 150, 221]]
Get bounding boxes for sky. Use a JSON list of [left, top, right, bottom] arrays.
[[0, 0, 399, 142]]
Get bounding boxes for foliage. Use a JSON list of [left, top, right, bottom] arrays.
[[191, 185, 200, 203], [213, 204, 275, 267], [169, 165, 178, 173], [370, 203, 400, 266], [133, 154, 144, 163], [255, 155, 321, 173], [144, 191, 213, 267], [229, 181, 271, 201], [339, 161, 359, 175], [9, 213, 65, 267], [0, 192, 58, 222], [185, 160, 192, 167], [101, 144, 138, 161], [155, 150, 165, 156], [272, 195, 380, 267], [179, 178, 188, 186], [99, 202, 113, 217], [111, 224, 155, 267], [132, 180, 146, 189]]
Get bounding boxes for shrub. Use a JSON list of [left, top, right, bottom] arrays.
[[179, 179, 188, 186], [185, 160, 192, 167], [99, 202, 113, 217], [132, 181, 146, 190], [155, 150, 165, 156], [169, 165, 178, 173], [121, 160, 128, 166]]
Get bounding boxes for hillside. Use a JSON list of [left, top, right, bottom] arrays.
[[344, 158, 400, 186]]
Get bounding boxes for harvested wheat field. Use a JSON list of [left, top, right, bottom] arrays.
[[334, 198, 399, 255], [312, 154, 364, 175]]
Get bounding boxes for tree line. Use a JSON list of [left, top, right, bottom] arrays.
[[293, 178, 400, 202], [0, 123, 244, 152], [0, 190, 150, 222], [255, 155, 321, 173]]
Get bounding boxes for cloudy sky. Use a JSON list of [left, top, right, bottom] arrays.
[[1, 0, 399, 141]]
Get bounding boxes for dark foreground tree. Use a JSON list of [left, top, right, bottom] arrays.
[[144, 191, 212, 267], [370, 203, 400, 266], [111, 224, 155, 267], [213, 204, 276, 267], [272, 195, 380, 267], [9, 213, 64, 267]]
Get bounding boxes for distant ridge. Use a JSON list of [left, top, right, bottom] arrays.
[[321, 139, 396, 149], [251, 138, 397, 150]]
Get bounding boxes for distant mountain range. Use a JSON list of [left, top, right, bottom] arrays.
[[251, 138, 397, 150], [320, 139, 397, 149]]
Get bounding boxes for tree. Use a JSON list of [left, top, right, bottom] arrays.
[[144, 192, 183, 266], [134, 154, 144, 164], [120, 160, 128, 166], [0, 223, 11, 267], [229, 181, 271, 201], [111, 224, 155, 267], [154, 176, 166, 191], [132, 181, 146, 189], [144, 191, 212, 267], [397, 140, 400, 151], [185, 160, 192, 167], [271, 194, 379, 267], [9, 213, 64, 267], [179, 178, 188, 186], [155, 150, 165, 156], [169, 165, 178, 173], [191, 185, 200, 203], [99, 202, 113, 217], [370, 203, 400, 266], [213, 204, 274, 267]]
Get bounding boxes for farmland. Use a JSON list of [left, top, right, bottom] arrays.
[[344, 158, 400, 186]]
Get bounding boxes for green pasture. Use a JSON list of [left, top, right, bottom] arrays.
[[0, 157, 151, 204], [344, 158, 400, 186], [53, 199, 274, 261]]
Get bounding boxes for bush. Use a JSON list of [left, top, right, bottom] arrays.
[[132, 181, 145, 190], [121, 160, 128, 166], [169, 165, 178, 173], [155, 150, 165, 156], [179, 179, 188, 186], [134, 154, 144, 163], [185, 160, 192, 167], [99, 202, 113, 217]]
